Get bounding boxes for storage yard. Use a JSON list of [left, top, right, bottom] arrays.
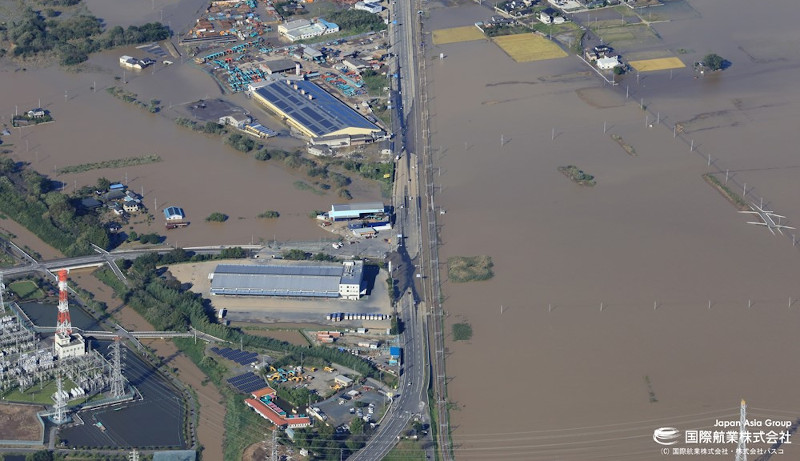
[[167, 259, 392, 325], [178, 0, 394, 140]]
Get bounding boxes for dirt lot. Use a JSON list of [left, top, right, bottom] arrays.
[[0, 403, 45, 442]]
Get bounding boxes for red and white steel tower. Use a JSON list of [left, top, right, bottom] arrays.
[[56, 269, 72, 338]]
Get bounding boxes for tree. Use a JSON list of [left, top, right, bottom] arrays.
[[206, 212, 228, 222], [26, 451, 53, 461], [283, 249, 309, 260], [702, 53, 725, 71], [96, 177, 111, 190], [350, 416, 365, 435]]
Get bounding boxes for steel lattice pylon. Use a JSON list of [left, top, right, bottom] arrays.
[[736, 399, 747, 461], [56, 269, 72, 338], [109, 337, 125, 398], [52, 375, 67, 424]]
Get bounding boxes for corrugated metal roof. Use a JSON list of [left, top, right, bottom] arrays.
[[211, 264, 344, 297], [330, 202, 384, 213]]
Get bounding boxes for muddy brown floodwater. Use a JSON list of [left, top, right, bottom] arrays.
[[426, 0, 800, 459], [0, 49, 382, 248]]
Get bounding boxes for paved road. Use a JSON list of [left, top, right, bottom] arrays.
[[351, 0, 438, 459]]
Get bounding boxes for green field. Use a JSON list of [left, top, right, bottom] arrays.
[[7, 280, 44, 300], [2, 378, 77, 405], [384, 439, 427, 461]]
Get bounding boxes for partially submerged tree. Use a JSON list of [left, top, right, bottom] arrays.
[[702, 53, 725, 71]]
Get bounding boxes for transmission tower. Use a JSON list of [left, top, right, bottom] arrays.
[[108, 337, 125, 398], [736, 399, 747, 461], [128, 448, 140, 461], [56, 269, 72, 338], [52, 374, 67, 424]]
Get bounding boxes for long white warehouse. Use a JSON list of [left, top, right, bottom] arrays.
[[209, 261, 365, 300]]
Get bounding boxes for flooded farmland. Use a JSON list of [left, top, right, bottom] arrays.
[[425, 0, 800, 459], [0, 49, 383, 248]]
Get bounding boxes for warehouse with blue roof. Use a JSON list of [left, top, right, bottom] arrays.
[[249, 79, 384, 144]]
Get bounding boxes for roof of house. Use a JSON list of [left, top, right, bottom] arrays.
[[252, 387, 277, 399], [164, 206, 185, 218], [252, 80, 381, 138], [80, 198, 103, 209]]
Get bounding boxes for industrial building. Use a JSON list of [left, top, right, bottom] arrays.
[[244, 387, 312, 428], [355, 1, 383, 13], [328, 202, 385, 221], [249, 80, 384, 145], [209, 260, 365, 300], [277, 18, 339, 42], [260, 59, 299, 75]]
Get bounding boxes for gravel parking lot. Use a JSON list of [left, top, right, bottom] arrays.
[[315, 385, 389, 428]]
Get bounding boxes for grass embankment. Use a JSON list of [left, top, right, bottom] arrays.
[[56, 154, 162, 175], [558, 165, 596, 187], [702, 173, 749, 211], [7, 280, 44, 300], [106, 87, 161, 113], [384, 440, 427, 461], [174, 338, 270, 461], [610, 134, 637, 156], [452, 322, 473, 341], [447, 256, 494, 283]]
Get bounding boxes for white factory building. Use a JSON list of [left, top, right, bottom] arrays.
[[328, 202, 385, 221], [210, 260, 365, 300]]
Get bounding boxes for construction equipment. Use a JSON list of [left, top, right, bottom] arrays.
[[324, 366, 335, 373]]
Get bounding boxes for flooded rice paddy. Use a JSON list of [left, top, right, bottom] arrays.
[[425, 0, 800, 459]]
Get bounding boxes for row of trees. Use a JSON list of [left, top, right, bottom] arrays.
[[0, 162, 111, 256], [7, 7, 170, 65]]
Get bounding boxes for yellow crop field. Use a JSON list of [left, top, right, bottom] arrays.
[[432, 26, 486, 45], [492, 34, 567, 62], [629, 57, 685, 72]]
